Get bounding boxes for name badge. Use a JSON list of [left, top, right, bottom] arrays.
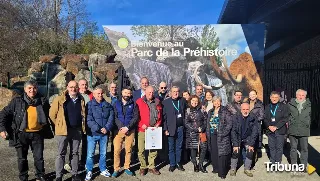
[[271, 117, 276, 122], [177, 114, 182, 118]]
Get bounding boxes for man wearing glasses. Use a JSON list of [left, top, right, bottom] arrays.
[[155, 82, 170, 102], [50, 81, 86, 181], [226, 90, 243, 116]]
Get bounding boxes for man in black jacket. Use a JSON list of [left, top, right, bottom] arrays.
[[0, 81, 49, 181], [230, 103, 259, 177], [226, 90, 243, 116], [163, 86, 187, 172], [264, 91, 289, 165]]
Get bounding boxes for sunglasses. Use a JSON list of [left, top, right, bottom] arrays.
[[160, 87, 167, 89]]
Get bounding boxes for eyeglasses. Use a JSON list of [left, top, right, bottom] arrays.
[[160, 87, 167, 89]]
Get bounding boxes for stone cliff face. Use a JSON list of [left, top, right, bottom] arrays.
[[3, 53, 121, 106]]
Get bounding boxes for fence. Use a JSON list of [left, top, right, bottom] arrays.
[[264, 62, 320, 128]]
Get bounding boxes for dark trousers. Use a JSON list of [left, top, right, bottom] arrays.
[[289, 135, 308, 169], [168, 126, 184, 166], [218, 154, 230, 177], [268, 133, 285, 163], [231, 142, 254, 170], [80, 132, 87, 164], [15, 131, 45, 181], [190, 142, 207, 165], [209, 133, 218, 172]]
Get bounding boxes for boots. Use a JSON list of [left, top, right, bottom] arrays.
[[199, 164, 208, 173], [193, 163, 199, 172]]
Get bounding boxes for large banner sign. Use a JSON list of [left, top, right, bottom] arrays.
[[104, 25, 264, 105]]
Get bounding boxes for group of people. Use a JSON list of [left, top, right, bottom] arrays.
[[0, 76, 312, 181]]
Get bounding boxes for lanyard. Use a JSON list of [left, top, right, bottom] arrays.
[[270, 104, 278, 117], [172, 100, 180, 112]]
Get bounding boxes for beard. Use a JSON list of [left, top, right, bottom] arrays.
[[123, 96, 130, 101]]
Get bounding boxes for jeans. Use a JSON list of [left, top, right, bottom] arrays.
[[168, 126, 184, 166], [268, 133, 284, 163], [55, 128, 82, 177], [16, 131, 45, 181], [289, 135, 308, 169], [86, 135, 108, 172]]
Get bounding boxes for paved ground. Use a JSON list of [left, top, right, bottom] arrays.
[[1, 134, 320, 181]]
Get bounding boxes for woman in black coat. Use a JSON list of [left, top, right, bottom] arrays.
[[185, 95, 208, 173], [248, 90, 264, 150], [206, 96, 233, 179]]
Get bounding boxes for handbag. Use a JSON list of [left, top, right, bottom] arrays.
[[199, 132, 207, 142]]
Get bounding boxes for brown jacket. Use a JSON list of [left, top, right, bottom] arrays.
[[49, 90, 86, 136]]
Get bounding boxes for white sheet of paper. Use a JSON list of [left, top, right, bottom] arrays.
[[145, 127, 162, 150]]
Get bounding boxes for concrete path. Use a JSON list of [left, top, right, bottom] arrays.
[[1, 135, 319, 181]]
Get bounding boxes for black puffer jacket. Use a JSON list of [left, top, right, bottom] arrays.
[[185, 106, 207, 149], [250, 99, 264, 123], [206, 106, 233, 156], [0, 94, 49, 147]]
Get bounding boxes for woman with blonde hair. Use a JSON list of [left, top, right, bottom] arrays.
[[206, 96, 233, 179]]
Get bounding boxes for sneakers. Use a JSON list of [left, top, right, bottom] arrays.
[[124, 169, 134, 176], [112, 171, 119, 178], [244, 170, 253, 177], [85, 171, 92, 181], [64, 164, 72, 173], [100, 169, 111, 177], [230, 169, 236, 176]]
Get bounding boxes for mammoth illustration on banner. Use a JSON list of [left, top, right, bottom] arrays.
[[193, 53, 263, 101]]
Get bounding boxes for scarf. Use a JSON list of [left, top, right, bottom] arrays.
[[19, 93, 47, 131], [295, 99, 306, 114]]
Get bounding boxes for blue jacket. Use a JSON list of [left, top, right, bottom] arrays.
[[114, 99, 139, 131], [86, 98, 114, 136]]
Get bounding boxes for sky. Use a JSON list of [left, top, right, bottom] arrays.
[[86, 0, 225, 29]]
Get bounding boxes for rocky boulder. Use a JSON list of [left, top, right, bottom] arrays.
[[95, 62, 121, 82], [39, 55, 58, 63], [28, 62, 44, 75], [0, 88, 19, 110], [93, 72, 106, 85], [10, 76, 30, 85], [75, 69, 97, 87], [49, 70, 68, 92], [60, 54, 89, 69], [88, 53, 107, 70]]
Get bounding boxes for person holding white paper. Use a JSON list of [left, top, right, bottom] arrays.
[[135, 86, 162, 176]]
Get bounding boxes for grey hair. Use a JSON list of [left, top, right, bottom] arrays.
[[93, 85, 105, 92], [108, 82, 117, 89], [170, 86, 179, 92], [78, 79, 88, 83], [24, 80, 38, 88], [296, 89, 307, 96], [212, 96, 222, 102]]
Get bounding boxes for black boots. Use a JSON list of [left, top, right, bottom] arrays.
[[176, 164, 185, 171], [193, 163, 199, 172], [199, 164, 208, 173]]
